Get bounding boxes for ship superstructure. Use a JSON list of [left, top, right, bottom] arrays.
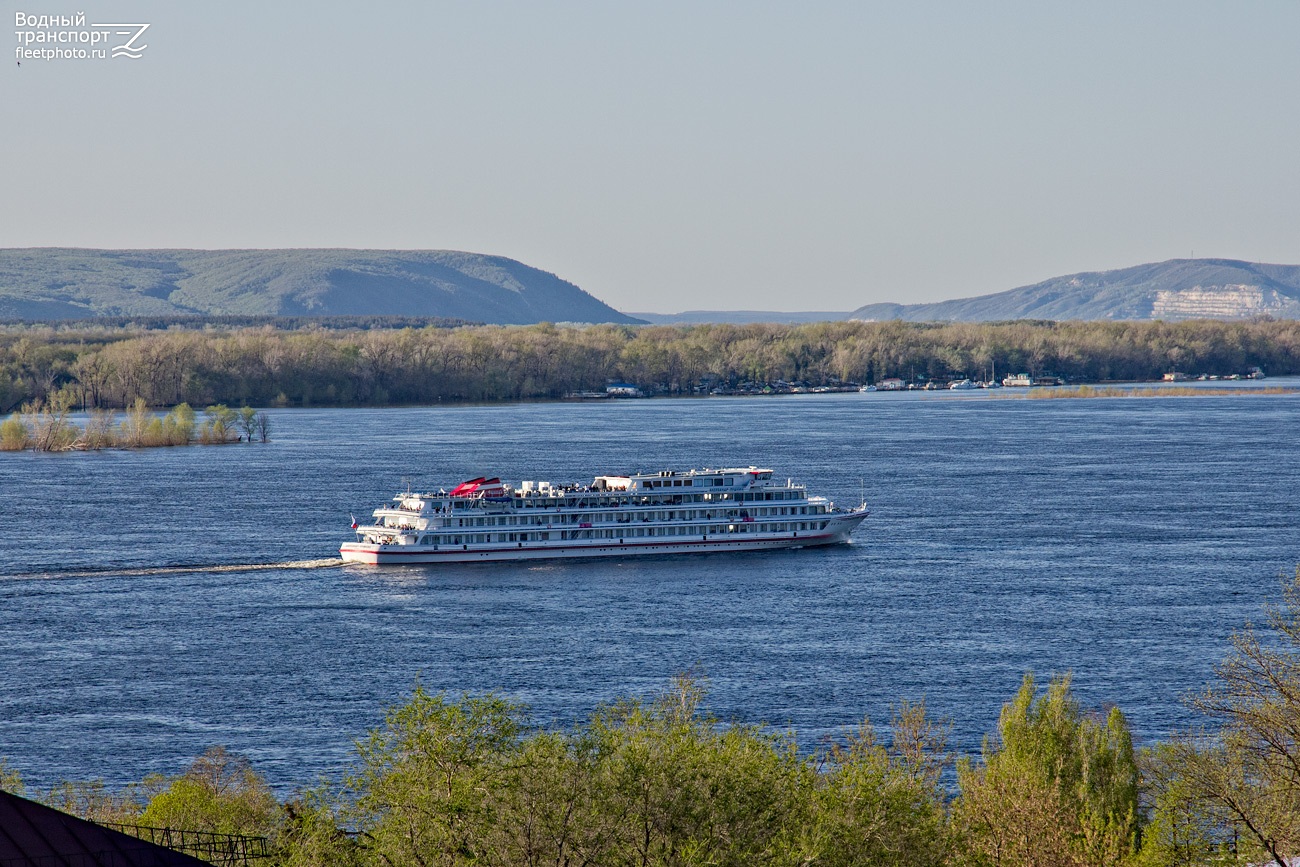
[[340, 467, 868, 564]]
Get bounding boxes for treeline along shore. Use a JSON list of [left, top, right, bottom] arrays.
[[1, 318, 1298, 413], [4, 570, 1300, 866]]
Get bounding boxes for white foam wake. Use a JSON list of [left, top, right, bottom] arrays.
[[9, 559, 344, 580]]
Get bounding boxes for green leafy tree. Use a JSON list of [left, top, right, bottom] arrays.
[[580, 675, 811, 867], [118, 397, 153, 447], [346, 686, 527, 867], [198, 404, 239, 444], [477, 728, 613, 866], [1144, 569, 1300, 866], [237, 405, 257, 442], [163, 402, 196, 445], [139, 746, 281, 838], [277, 787, 365, 867], [326, 676, 826, 867], [1137, 743, 1237, 867], [955, 673, 1140, 867], [807, 700, 952, 867]]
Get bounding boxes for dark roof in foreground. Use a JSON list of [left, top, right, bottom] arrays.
[[0, 789, 210, 867]]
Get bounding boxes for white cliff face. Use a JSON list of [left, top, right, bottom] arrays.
[[848, 259, 1300, 322], [1152, 284, 1300, 319]]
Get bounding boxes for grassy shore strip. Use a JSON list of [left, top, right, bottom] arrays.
[[1005, 384, 1299, 399], [0, 397, 270, 451]]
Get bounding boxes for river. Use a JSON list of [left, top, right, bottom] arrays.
[[2, 386, 1298, 791]]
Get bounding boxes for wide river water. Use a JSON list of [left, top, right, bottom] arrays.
[[2, 386, 1299, 792]]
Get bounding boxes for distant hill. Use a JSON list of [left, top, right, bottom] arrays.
[[850, 259, 1300, 322], [630, 310, 851, 325], [0, 248, 642, 325]]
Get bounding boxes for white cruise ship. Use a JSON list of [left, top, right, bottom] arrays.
[[340, 467, 869, 564]]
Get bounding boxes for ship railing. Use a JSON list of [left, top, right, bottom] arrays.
[[378, 506, 424, 517]]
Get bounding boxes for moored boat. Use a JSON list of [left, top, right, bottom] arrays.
[[340, 467, 869, 564]]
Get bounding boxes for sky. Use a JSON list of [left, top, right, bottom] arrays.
[[4, 1, 1299, 314]]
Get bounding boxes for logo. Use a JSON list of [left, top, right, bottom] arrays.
[[91, 22, 149, 59], [15, 12, 152, 63]]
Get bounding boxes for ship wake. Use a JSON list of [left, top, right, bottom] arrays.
[[6, 559, 344, 580]]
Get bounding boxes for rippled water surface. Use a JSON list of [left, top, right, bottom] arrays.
[[3, 389, 1299, 791]]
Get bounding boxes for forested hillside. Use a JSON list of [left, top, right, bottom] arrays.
[[0, 249, 640, 325]]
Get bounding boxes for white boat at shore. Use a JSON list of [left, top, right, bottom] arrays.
[[341, 467, 869, 565]]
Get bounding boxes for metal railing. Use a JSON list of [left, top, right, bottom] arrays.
[[99, 824, 270, 866]]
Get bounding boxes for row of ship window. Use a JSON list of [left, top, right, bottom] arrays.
[[639, 476, 726, 488], [417, 521, 830, 546], [449, 505, 824, 528]]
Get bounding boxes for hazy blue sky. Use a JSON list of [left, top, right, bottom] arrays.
[[5, 1, 1298, 313]]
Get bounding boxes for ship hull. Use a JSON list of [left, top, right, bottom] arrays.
[[341, 512, 867, 565]]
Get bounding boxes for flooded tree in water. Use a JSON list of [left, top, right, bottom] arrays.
[[237, 406, 258, 443], [255, 411, 271, 443]]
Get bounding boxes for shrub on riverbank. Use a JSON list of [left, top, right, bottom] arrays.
[[0, 398, 269, 451], [0, 412, 30, 450]]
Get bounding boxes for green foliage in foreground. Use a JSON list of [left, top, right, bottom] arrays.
[[1139, 569, 1300, 867], [5, 570, 1300, 867], [956, 674, 1139, 867], [275, 676, 956, 867], [139, 747, 281, 837]]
